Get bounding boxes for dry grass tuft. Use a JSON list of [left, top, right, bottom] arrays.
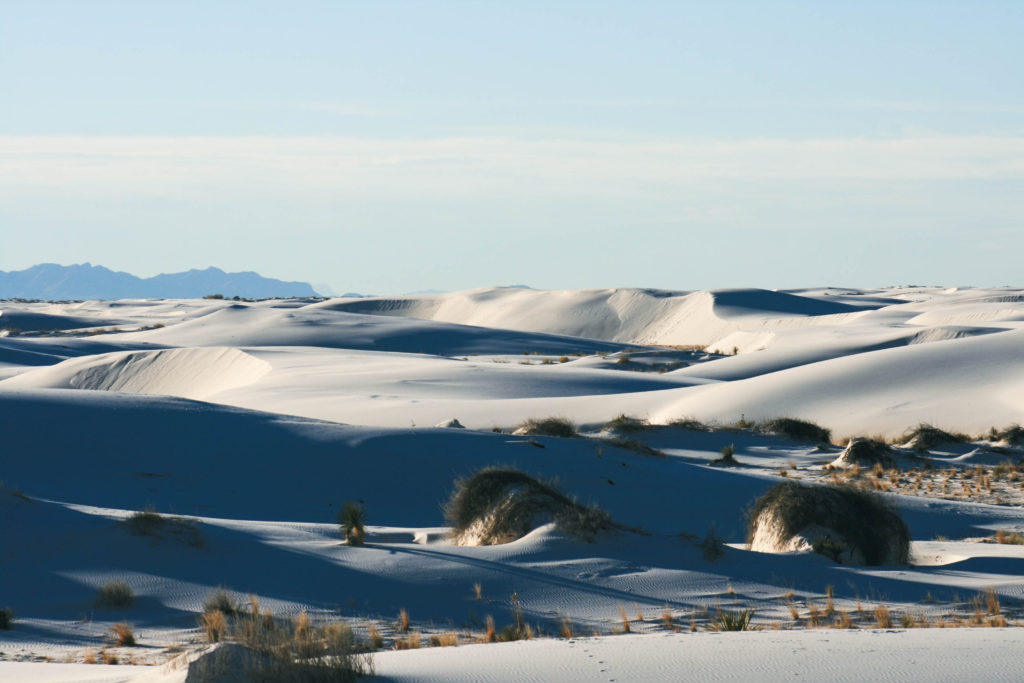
[[368, 623, 383, 649], [618, 605, 631, 633], [110, 622, 136, 647], [395, 632, 421, 650], [482, 615, 497, 643], [398, 608, 410, 633], [874, 605, 893, 629], [201, 609, 227, 643]]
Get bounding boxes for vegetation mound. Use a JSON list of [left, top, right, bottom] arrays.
[[513, 417, 577, 438], [747, 481, 909, 565], [444, 467, 613, 546], [758, 418, 832, 444], [831, 438, 896, 469], [899, 423, 969, 452]]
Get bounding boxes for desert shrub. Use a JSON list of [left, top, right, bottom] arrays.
[[711, 444, 738, 467], [338, 501, 367, 546], [900, 424, 968, 452], [514, 417, 576, 438], [204, 588, 242, 616], [700, 525, 725, 561], [604, 414, 649, 434], [124, 507, 204, 547], [110, 622, 136, 647], [444, 467, 613, 545], [747, 481, 909, 565], [126, 507, 165, 535], [832, 438, 896, 469], [0, 607, 12, 629], [667, 417, 711, 431], [203, 293, 225, 300], [991, 425, 1024, 446], [615, 353, 631, 365], [709, 609, 753, 631], [759, 418, 832, 444], [95, 580, 134, 608]]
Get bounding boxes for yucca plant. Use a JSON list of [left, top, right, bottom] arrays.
[[709, 608, 754, 631], [338, 501, 367, 546]]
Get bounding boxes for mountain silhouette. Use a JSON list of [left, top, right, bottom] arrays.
[[0, 263, 319, 300]]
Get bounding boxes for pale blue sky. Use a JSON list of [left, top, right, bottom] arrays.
[[1, 1, 1022, 293]]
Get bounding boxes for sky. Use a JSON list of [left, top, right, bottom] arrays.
[[1, 1, 1022, 294]]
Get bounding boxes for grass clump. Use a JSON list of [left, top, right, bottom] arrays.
[[191, 597, 373, 681], [990, 425, 1024, 446], [711, 444, 739, 467], [0, 607, 12, 630], [95, 580, 134, 608], [709, 608, 754, 631], [759, 418, 832, 444], [124, 507, 203, 548], [995, 529, 1024, 545], [604, 414, 649, 434], [444, 467, 613, 545], [667, 417, 711, 432], [110, 622, 137, 647], [514, 417, 576, 438], [338, 501, 367, 546], [747, 481, 910, 565], [204, 588, 242, 617], [900, 423, 969, 452]]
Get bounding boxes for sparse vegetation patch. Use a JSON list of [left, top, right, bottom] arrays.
[[445, 467, 613, 545], [514, 417, 577, 438], [747, 481, 909, 565]]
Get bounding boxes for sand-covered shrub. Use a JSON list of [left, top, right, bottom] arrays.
[[747, 481, 909, 565], [831, 438, 896, 469], [513, 417, 576, 438], [711, 444, 739, 467], [124, 507, 204, 548], [758, 418, 832, 444], [444, 467, 613, 545], [95, 580, 134, 608], [990, 425, 1024, 446], [603, 414, 649, 434], [667, 417, 711, 431], [899, 423, 969, 452], [338, 501, 366, 546]]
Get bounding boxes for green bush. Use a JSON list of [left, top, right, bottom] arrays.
[[709, 609, 753, 631], [338, 501, 367, 546]]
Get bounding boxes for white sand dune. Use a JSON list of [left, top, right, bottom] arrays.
[[4, 286, 1024, 680]]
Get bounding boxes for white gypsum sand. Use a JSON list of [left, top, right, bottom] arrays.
[[3, 286, 1024, 681]]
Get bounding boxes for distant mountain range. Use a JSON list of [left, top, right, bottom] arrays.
[[0, 263, 319, 300]]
